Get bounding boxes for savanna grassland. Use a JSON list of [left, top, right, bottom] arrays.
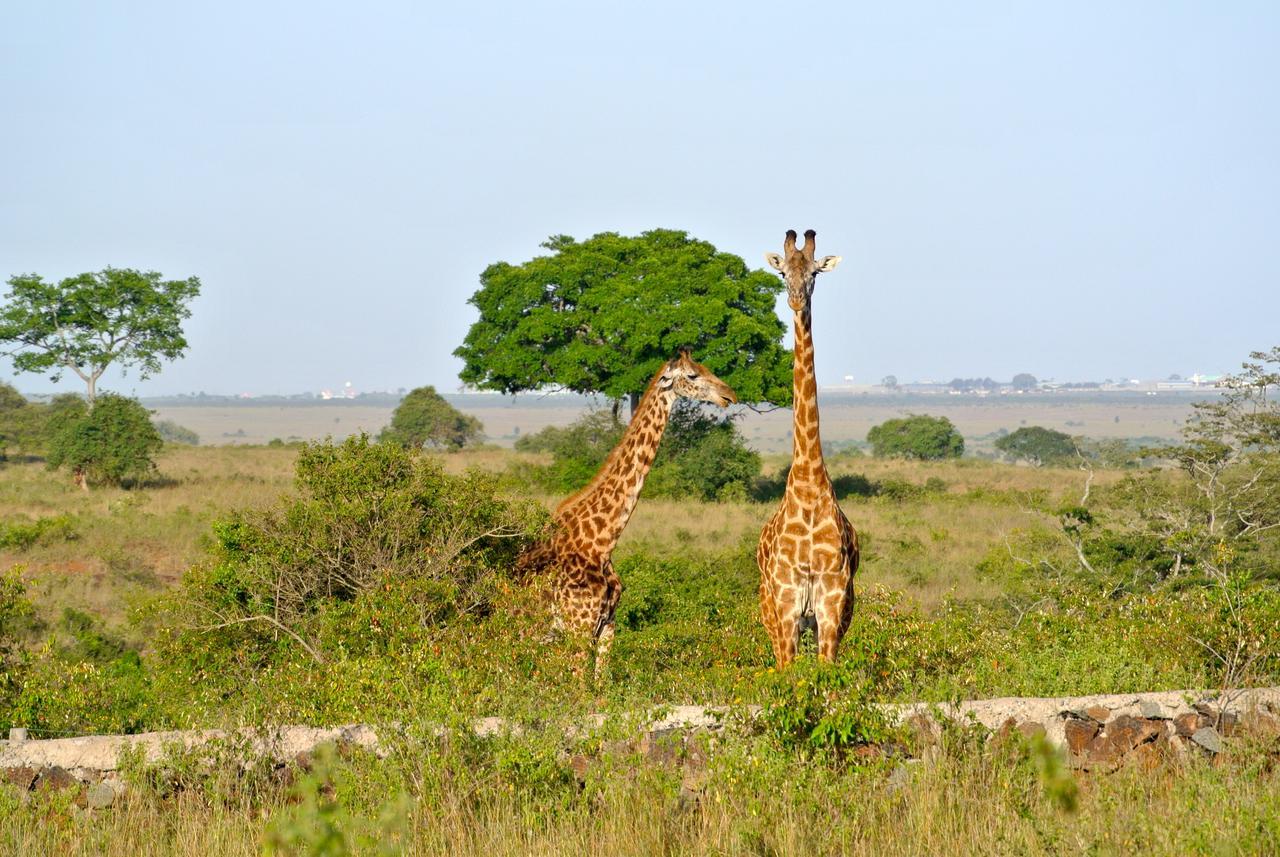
[[1, 412, 1278, 855]]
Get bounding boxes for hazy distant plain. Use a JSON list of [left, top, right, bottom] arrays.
[[149, 392, 1206, 453]]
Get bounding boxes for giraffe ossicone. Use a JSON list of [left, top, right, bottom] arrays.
[[516, 349, 737, 682], [756, 228, 860, 668]]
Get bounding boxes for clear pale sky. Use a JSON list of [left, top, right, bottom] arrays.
[[2, 2, 1276, 396]]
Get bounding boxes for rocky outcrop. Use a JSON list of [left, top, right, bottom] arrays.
[[2, 687, 1276, 804]]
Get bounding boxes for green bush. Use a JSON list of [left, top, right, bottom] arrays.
[[514, 410, 624, 491], [994, 426, 1077, 466], [867, 414, 964, 460], [644, 403, 760, 501], [154, 419, 200, 445], [381, 386, 483, 450], [163, 434, 548, 673], [45, 393, 163, 487], [514, 404, 760, 500], [0, 515, 77, 550]]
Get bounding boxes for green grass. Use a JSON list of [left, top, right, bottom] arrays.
[[1, 441, 1277, 854]]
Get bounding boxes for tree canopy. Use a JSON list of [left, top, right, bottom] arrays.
[[1011, 373, 1038, 391], [1, 268, 201, 403], [454, 230, 791, 408], [994, 426, 1077, 466], [381, 386, 484, 450], [867, 414, 965, 460], [46, 393, 163, 488]]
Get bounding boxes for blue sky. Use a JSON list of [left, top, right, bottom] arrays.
[[2, 1, 1276, 396]]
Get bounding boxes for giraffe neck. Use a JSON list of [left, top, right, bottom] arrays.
[[560, 377, 674, 552], [788, 305, 831, 489]]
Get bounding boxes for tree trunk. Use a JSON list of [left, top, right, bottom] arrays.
[[629, 392, 641, 422], [86, 374, 97, 406]]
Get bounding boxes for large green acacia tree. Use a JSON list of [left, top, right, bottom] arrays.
[[0, 268, 201, 404], [454, 230, 792, 412]]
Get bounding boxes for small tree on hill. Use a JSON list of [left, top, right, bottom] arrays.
[[995, 426, 1077, 466], [1, 268, 200, 404], [455, 230, 792, 415], [381, 386, 483, 450], [867, 415, 964, 460], [46, 393, 163, 489]]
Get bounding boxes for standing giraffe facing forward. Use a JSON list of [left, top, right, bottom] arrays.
[[517, 349, 737, 680], [757, 229, 859, 668]]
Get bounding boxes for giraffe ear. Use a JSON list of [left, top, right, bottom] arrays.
[[764, 253, 785, 272], [816, 255, 842, 273]]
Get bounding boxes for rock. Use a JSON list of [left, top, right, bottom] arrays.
[[2, 766, 38, 790], [1190, 727, 1224, 754], [1017, 722, 1046, 740], [86, 781, 117, 809], [34, 766, 78, 793], [639, 729, 682, 767], [1085, 715, 1162, 763], [1174, 712, 1206, 738], [1084, 705, 1111, 723], [1139, 700, 1169, 719], [1064, 719, 1099, 755]]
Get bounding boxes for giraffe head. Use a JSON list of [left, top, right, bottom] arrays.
[[657, 348, 737, 408], [764, 229, 842, 312]]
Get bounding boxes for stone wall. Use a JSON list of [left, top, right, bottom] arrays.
[[3, 687, 1277, 808]]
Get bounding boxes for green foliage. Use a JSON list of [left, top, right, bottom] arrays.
[[1, 267, 200, 402], [0, 569, 34, 707], [513, 405, 760, 500], [455, 230, 792, 406], [994, 426, 1077, 466], [867, 414, 965, 460], [0, 514, 77, 550], [45, 393, 163, 487], [165, 434, 548, 673], [755, 659, 895, 758], [154, 419, 200, 445], [643, 403, 760, 501], [1, 598, 152, 736], [264, 744, 409, 857], [380, 386, 483, 450], [514, 410, 624, 491]]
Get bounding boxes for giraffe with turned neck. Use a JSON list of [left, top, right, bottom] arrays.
[[517, 349, 737, 680], [757, 229, 859, 668]]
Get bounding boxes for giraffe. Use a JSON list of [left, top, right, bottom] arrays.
[[756, 229, 859, 668], [516, 349, 737, 680]]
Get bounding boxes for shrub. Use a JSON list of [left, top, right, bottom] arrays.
[[994, 426, 1077, 466], [154, 419, 200, 445], [867, 414, 964, 460], [45, 393, 163, 488], [514, 410, 624, 491], [167, 434, 548, 668], [0, 569, 34, 710], [381, 386, 483, 450], [0, 515, 77, 550], [644, 402, 760, 501], [515, 404, 761, 500]]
